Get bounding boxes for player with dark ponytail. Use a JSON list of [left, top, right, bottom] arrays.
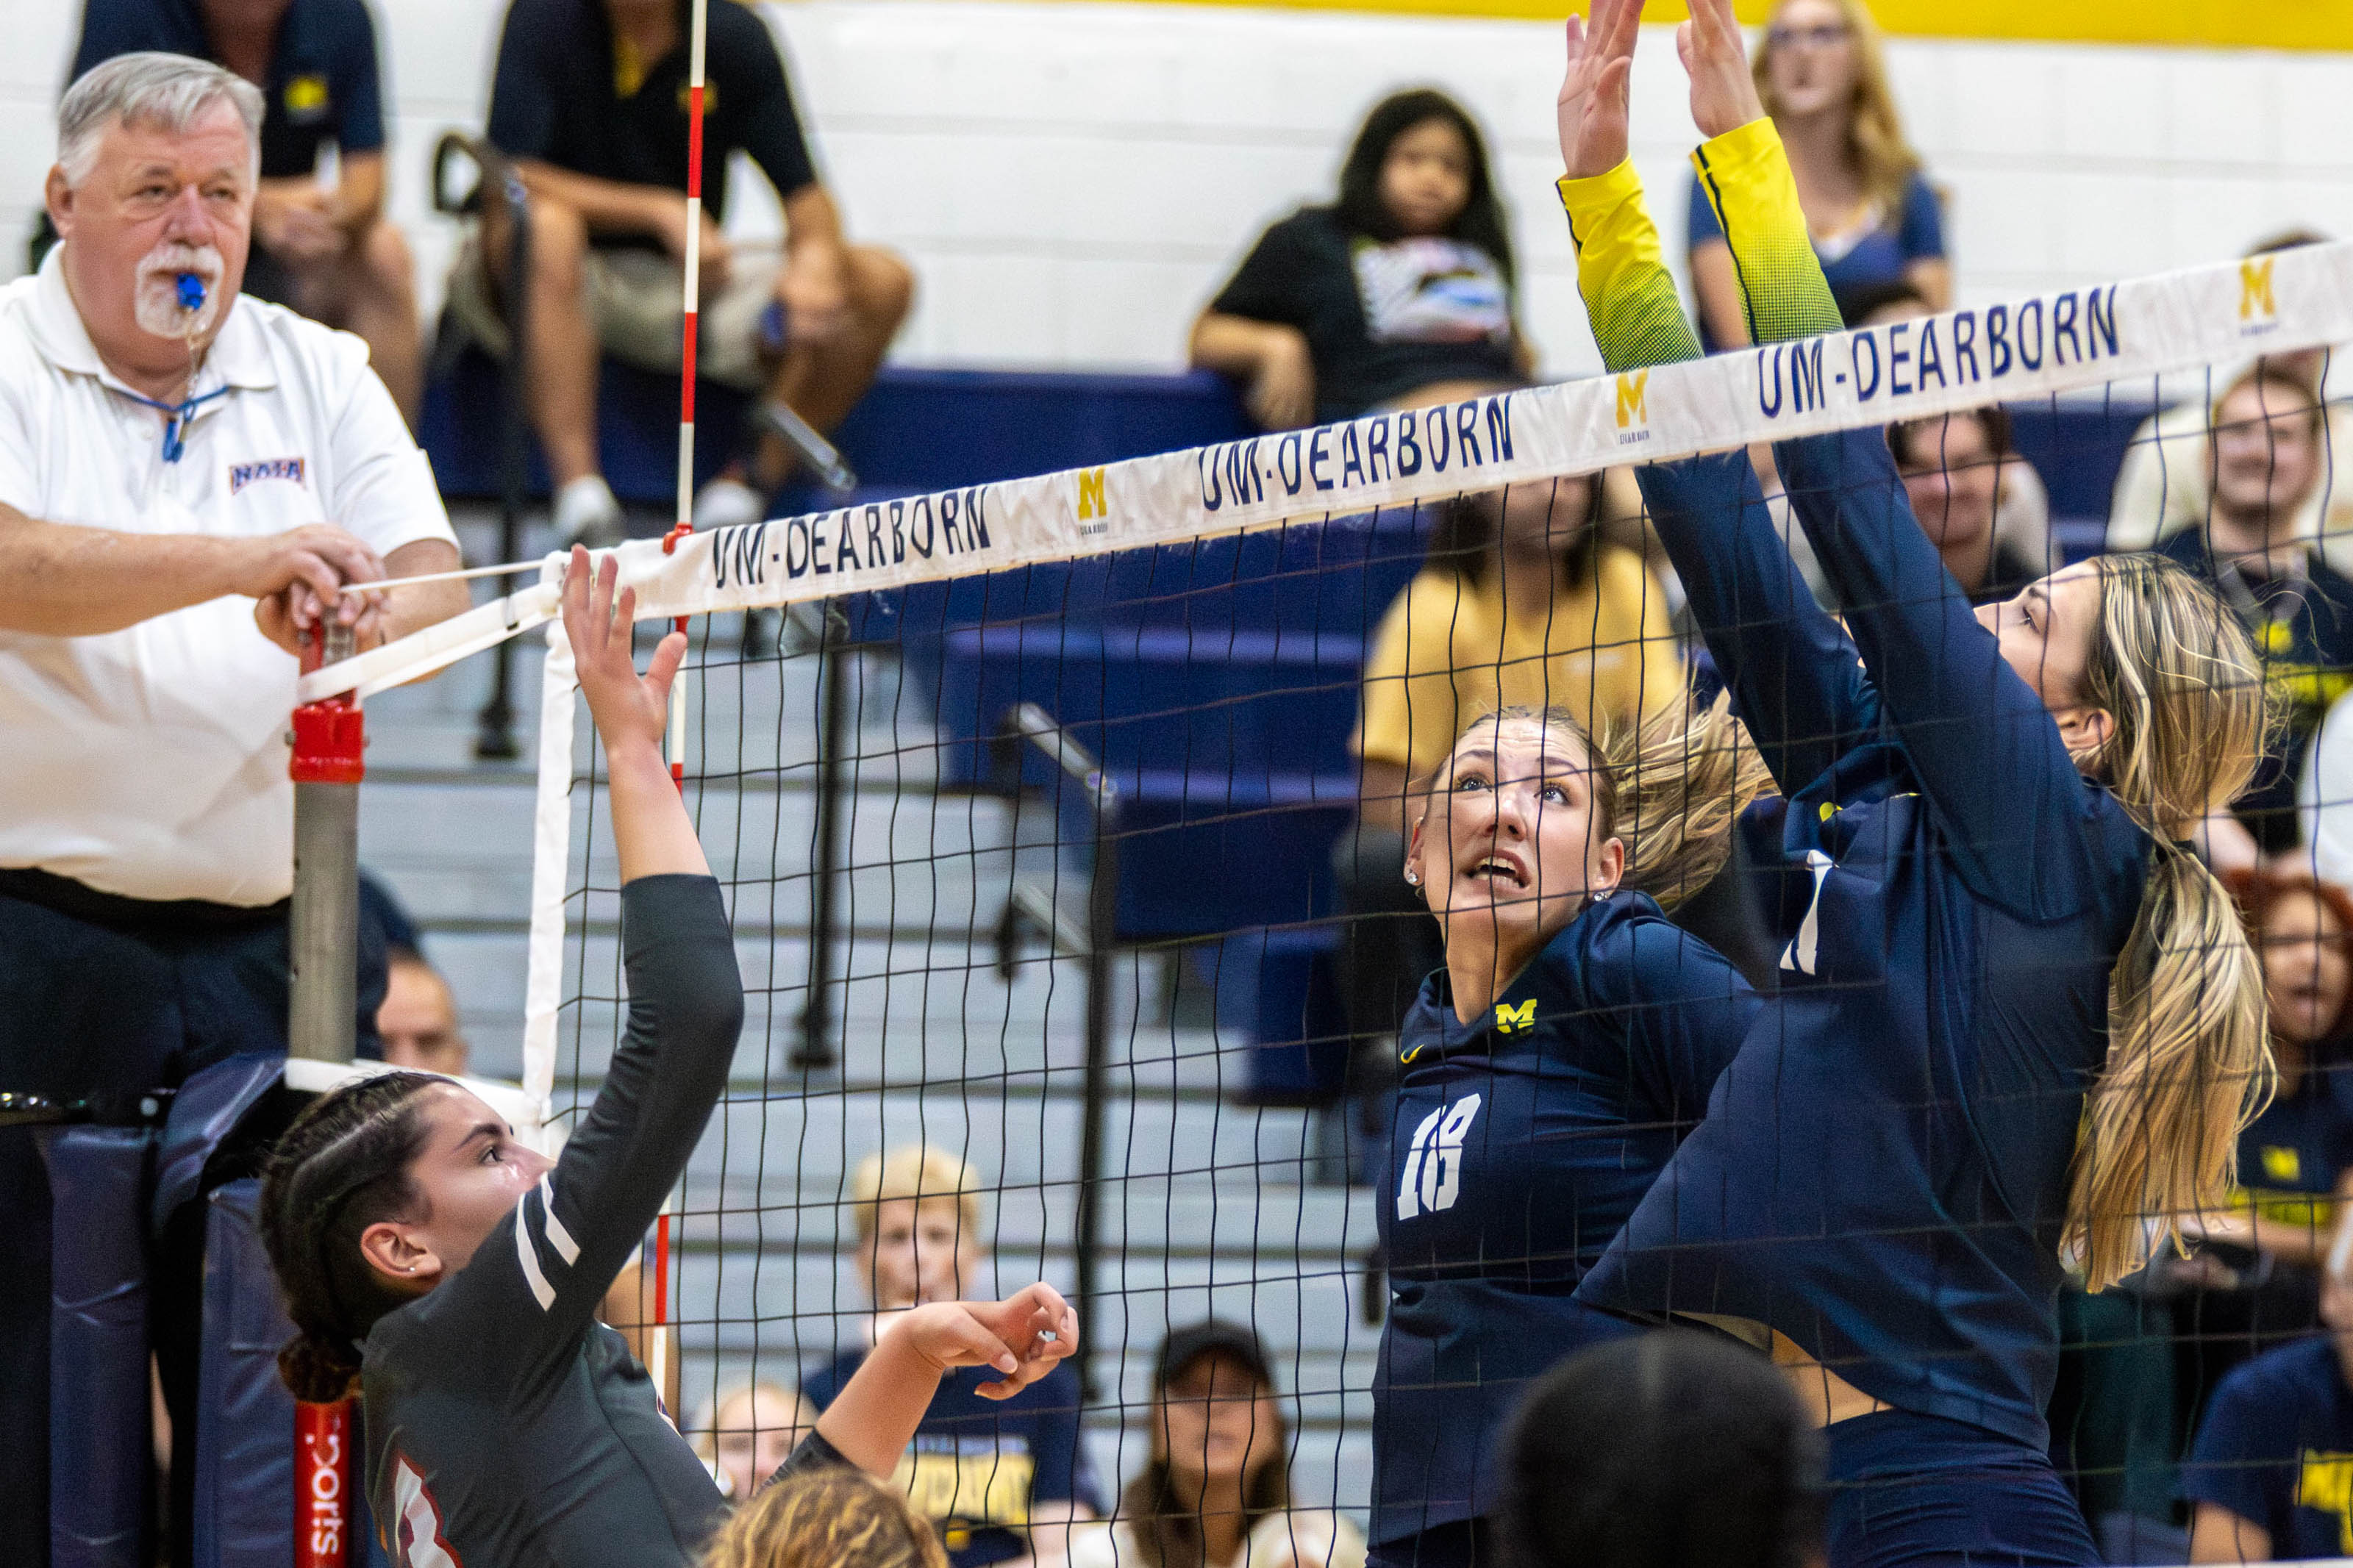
[[257, 548, 1079, 1568]]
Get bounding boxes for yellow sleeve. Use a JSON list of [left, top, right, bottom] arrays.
[[1557, 159, 1702, 374], [1353, 576, 1433, 769], [1688, 118, 1843, 346]]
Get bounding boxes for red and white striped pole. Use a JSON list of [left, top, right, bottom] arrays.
[[648, 0, 710, 1404]]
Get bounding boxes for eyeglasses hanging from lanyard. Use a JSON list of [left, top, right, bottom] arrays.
[[121, 273, 226, 462]]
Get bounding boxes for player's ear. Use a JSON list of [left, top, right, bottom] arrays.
[[360, 1218, 442, 1291], [44, 165, 73, 236], [1594, 835, 1627, 895]]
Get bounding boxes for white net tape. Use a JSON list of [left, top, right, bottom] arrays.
[[300, 242, 2353, 710]]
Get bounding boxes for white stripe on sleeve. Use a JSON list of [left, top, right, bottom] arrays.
[[538, 1174, 581, 1265], [514, 1189, 556, 1311]]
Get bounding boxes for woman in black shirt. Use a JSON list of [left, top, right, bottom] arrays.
[[256, 549, 1078, 1568], [1192, 89, 1530, 429]]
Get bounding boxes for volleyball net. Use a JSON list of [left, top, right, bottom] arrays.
[[315, 237, 2353, 1542]]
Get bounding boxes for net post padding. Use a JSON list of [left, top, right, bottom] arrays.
[[521, 559, 579, 1128], [301, 243, 2353, 706]]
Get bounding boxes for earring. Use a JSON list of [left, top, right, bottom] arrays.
[[1403, 867, 1421, 887]]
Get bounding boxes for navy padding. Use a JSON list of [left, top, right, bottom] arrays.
[[151, 1053, 285, 1234], [48, 1125, 154, 1568], [195, 1180, 296, 1568]]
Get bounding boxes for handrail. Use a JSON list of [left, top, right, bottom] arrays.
[[993, 703, 1118, 1403]]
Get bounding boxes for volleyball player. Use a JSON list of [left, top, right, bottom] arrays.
[[255, 548, 1079, 1568], [1371, 700, 1766, 1568], [1551, 3, 2273, 1561]]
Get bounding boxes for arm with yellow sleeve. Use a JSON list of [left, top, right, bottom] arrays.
[[1557, 155, 1871, 795], [1698, 118, 2088, 903]]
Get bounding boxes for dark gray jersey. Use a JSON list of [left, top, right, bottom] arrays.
[[360, 875, 746, 1568]]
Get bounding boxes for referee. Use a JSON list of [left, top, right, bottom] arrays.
[[0, 53, 467, 1565]]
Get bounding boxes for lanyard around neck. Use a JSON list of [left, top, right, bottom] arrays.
[[114, 382, 230, 463]]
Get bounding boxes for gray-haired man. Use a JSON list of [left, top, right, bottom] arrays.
[[0, 53, 467, 1564]]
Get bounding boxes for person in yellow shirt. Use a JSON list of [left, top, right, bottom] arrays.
[[1332, 472, 1685, 1065]]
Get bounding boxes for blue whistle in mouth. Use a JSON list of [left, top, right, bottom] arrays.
[[174, 273, 206, 312]]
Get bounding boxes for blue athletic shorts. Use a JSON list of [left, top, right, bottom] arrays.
[[1826, 1409, 2098, 1568]]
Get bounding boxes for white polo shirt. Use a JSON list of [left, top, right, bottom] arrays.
[[0, 246, 457, 906]]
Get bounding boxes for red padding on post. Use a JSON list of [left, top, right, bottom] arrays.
[[290, 701, 366, 785], [296, 1398, 354, 1568]]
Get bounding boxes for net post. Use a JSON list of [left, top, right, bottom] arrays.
[[289, 623, 363, 1065], [1074, 762, 1118, 1406]]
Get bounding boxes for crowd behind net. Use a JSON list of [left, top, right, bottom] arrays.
[[334, 240, 2353, 1535]]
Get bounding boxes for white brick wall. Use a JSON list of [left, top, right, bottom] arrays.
[[1, 0, 2349, 381]]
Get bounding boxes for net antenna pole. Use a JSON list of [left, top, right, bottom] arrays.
[[649, 0, 711, 1415], [289, 622, 363, 1064]]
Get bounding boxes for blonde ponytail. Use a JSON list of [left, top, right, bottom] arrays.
[[2065, 553, 2276, 1290], [1604, 692, 1775, 912]]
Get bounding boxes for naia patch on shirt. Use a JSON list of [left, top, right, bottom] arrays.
[[229, 456, 307, 494]]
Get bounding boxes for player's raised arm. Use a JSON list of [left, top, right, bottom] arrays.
[[1554, 1, 1873, 794]]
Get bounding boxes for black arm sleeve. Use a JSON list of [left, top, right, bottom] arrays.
[[765, 1429, 856, 1489], [506, 875, 743, 1391]]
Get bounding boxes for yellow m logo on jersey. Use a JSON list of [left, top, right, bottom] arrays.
[[1493, 998, 1536, 1034], [1615, 370, 1649, 429], [1076, 468, 1108, 521], [2263, 1144, 2303, 1184], [2296, 1450, 2353, 1553], [2241, 256, 2277, 321]]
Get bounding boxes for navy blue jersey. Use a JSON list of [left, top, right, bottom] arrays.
[[2152, 531, 2353, 853], [802, 1353, 1100, 1568], [488, 0, 817, 240], [1577, 431, 2154, 1453], [2235, 1059, 2353, 1236], [2182, 1336, 2353, 1558], [1371, 891, 1758, 1542], [360, 876, 746, 1568], [72, 0, 386, 179]]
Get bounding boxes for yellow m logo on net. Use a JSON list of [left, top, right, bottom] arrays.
[[1076, 467, 1108, 521], [2241, 256, 2277, 321], [1494, 998, 1536, 1034], [1615, 370, 1649, 429]]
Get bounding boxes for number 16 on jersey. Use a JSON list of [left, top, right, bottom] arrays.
[[1396, 1095, 1482, 1220]]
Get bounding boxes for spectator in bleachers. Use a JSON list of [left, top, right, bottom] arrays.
[[2154, 367, 2353, 860], [806, 1144, 1102, 1568], [1686, 0, 1946, 352], [696, 1380, 821, 1502], [377, 944, 470, 1075], [64, 0, 425, 425], [1191, 89, 1529, 431], [1334, 479, 1681, 1056], [1856, 283, 2052, 578], [1499, 1331, 1827, 1568], [2171, 870, 2353, 1424], [0, 51, 468, 1564], [1886, 409, 2041, 606], [454, 0, 914, 545], [1067, 1321, 1364, 1568], [2181, 1203, 2353, 1562], [2108, 232, 2353, 569]]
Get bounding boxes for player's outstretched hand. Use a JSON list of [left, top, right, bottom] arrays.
[[1558, 0, 1643, 181], [560, 545, 686, 760], [1677, 0, 1768, 140], [892, 1282, 1079, 1401]]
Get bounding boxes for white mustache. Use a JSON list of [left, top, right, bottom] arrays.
[[138, 243, 224, 284]]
